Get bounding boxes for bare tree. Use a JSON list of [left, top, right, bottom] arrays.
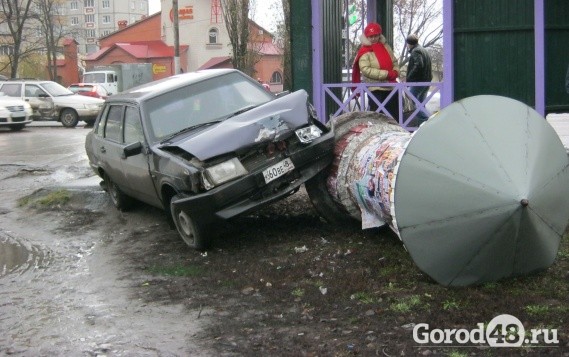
[[278, 0, 290, 90], [33, 0, 70, 82], [221, 0, 254, 75], [393, 0, 442, 69], [0, 0, 36, 78]]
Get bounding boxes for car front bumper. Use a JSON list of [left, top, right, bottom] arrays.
[[172, 126, 335, 224]]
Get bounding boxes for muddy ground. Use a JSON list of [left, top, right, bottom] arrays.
[[0, 127, 568, 356]]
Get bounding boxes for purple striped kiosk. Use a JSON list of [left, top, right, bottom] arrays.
[[307, 95, 569, 286]]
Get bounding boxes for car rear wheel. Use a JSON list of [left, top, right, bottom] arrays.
[[170, 194, 209, 251], [60, 108, 79, 128], [104, 173, 132, 210]]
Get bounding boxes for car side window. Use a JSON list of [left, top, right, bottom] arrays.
[[1, 84, 22, 97], [24, 85, 46, 98], [104, 105, 124, 143], [124, 106, 144, 144], [95, 105, 110, 137]]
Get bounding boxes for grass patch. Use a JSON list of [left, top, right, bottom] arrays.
[[147, 264, 204, 277], [442, 299, 460, 310], [292, 287, 305, 298], [390, 295, 422, 313], [18, 189, 71, 208], [524, 304, 550, 316], [350, 291, 375, 304], [447, 351, 468, 357]]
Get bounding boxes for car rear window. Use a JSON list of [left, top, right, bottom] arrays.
[[69, 85, 94, 93], [0, 84, 21, 97]]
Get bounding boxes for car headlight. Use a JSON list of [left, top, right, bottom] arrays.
[[295, 125, 322, 144], [85, 103, 102, 110], [203, 158, 248, 189]]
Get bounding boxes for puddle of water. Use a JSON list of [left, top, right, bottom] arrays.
[[0, 231, 50, 277]]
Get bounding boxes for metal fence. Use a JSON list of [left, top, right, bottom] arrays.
[[320, 81, 443, 131]]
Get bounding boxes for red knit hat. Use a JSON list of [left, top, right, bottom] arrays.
[[364, 23, 382, 37]]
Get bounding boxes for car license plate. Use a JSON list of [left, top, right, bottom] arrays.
[[263, 158, 295, 184]]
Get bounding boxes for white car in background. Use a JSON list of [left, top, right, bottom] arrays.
[[0, 80, 104, 128], [0, 93, 32, 131]]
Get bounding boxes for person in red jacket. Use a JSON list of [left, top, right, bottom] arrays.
[[352, 22, 400, 118]]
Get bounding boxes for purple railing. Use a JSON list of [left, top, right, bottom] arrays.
[[320, 81, 442, 131]]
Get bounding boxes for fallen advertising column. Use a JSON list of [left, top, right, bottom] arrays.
[[307, 95, 569, 286]]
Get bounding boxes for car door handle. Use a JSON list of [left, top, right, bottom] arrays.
[[100, 146, 106, 153]]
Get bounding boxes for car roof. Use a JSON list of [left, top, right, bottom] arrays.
[[1, 79, 55, 85], [107, 69, 240, 104]]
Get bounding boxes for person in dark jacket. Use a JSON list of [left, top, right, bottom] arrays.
[[405, 34, 432, 123]]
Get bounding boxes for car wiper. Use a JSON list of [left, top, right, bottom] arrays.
[[160, 121, 220, 143], [226, 104, 258, 119]]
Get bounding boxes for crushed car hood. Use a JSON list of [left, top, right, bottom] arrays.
[[166, 90, 312, 161]]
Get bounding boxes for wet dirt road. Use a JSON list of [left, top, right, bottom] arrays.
[[0, 123, 211, 356]]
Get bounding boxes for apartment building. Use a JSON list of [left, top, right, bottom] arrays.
[[64, 0, 149, 54]]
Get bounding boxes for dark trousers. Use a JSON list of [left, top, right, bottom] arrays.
[[369, 89, 398, 120], [410, 85, 430, 123]]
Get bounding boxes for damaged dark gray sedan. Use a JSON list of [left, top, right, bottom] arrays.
[[85, 69, 334, 250]]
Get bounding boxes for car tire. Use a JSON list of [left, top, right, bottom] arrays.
[[9, 124, 25, 131], [305, 169, 358, 226], [170, 194, 209, 251], [104, 173, 132, 210], [60, 108, 79, 128]]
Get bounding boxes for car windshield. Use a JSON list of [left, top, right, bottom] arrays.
[[144, 72, 274, 143], [83, 73, 106, 83], [42, 82, 74, 96]]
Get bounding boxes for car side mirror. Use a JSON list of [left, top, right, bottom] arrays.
[[122, 141, 143, 158]]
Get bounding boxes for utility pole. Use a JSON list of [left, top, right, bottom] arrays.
[[173, 0, 180, 74]]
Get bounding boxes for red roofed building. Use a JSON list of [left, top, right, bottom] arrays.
[[196, 20, 284, 92], [50, 38, 80, 87], [84, 13, 187, 80], [85, 2, 282, 90]]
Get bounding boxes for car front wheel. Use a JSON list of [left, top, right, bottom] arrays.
[[60, 108, 79, 128], [170, 194, 209, 251], [104, 173, 132, 210]]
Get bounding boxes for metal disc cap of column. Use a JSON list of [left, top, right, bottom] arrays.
[[391, 95, 569, 286]]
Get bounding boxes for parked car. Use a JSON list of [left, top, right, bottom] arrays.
[[0, 93, 33, 131], [0, 80, 104, 127], [85, 69, 335, 250], [68, 83, 109, 99]]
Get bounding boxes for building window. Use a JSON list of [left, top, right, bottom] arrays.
[[70, 1, 77, 10], [71, 16, 79, 25], [85, 29, 96, 38], [86, 44, 98, 54], [102, 30, 111, 36], [0, 45, 14, 56], [270, 71, 283, 84], [102, 15, 111, 24], [84, 0, 94, 7], [130, 1, 135, 10], [85, 14, 95, 23], [102, 0, 110, 8], [208, 28, 219, 44]]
